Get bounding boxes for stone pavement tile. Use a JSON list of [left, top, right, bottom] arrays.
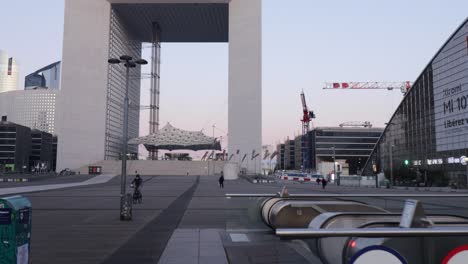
[[179, 210, 229, 228], [188, 197, 232, 209], [199, 247, 226, 257], [174, 228, 198, 233], [200, 229, 223, 241], [199, 229, 228, 259], [200, 228, 222, 235], [199, 242, 222, 248], [158, 228, 229, 264], [168, 236, 199, 243], [158, 228, 200, 264], [163, 243, 199, 256], [199, 256, 228, 264], [172, 229, 199, 237], [158, 256, 199, 264]]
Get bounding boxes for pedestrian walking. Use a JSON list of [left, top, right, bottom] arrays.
[[321, 178, 327, 189], [218, 171, 225, 188]]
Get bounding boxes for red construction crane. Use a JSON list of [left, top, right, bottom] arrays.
[[300, 91, 315, 171], [323, 81, 412, 95]]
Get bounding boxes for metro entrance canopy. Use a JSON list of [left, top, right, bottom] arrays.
[[129, 123, 221, 151]]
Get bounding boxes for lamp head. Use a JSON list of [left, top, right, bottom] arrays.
[[108, 58, 121, 64], [135, 59, 148, 65], [125, 62, 137, 68], [120, 55, 132, 61]]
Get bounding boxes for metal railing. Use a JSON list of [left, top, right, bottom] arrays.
[[226, 193, 468, 198], [275, 227, 468, 237]]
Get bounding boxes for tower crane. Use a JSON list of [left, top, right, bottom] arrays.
[[323, 81, 412, 95], [300, 91, 316, 171], [339, 121, 373, 128]]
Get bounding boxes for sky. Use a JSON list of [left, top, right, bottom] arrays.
[[1, 0, 468, 157]]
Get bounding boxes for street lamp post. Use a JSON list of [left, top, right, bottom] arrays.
[[212, 124, 216, 174], [385, 122, 396, 188], [108, 55, 147, 221], [254, 155, 257, 176], [390, 144, 394, 187], [373, 160, 378, 188], [332, 146, 338, 185]]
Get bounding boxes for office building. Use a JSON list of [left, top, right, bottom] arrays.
[[25, 61, 61, 90], [294, 136, 304, 170], [30, 129, 54, 171], [0, 90, 58, 134], [277, 127, 383, 173], [52, 136, 58, 171], [0, 50, 18, 93], [0, 118, 31, 173], [276, 144, 285, 170], [283, 139, 295, 170], [362, 18, 468, 187], [310, 127, 383, 175]]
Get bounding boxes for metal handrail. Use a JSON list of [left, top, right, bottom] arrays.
[[276, 227, 468, 238], [225, 193, 468, 198]]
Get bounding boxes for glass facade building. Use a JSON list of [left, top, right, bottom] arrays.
[[276, 143, 285, 170], [362, 19, 468, 187], [25, 61, 61, 90], [283, 139, 295, 170], [30, 129, 54, 171], [276, 127, 383, 173], [310, 127, 383, 174]]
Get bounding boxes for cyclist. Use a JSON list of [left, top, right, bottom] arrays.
[[131, 171, 143, 203]]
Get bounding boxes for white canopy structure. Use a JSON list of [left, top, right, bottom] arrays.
[[129, 123, 221, 151]]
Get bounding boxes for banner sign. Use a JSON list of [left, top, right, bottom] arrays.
[[433, 23, 468, 151]]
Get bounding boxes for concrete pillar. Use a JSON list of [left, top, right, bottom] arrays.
[[228, 0, 262, 174], [57, 0, 111, 171]]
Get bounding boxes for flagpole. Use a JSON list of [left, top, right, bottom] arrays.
[[238, 151, 241, 174], [254, 157, 256, 176]]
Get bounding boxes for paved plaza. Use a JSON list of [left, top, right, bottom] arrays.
[[2, 175, 468, 264]]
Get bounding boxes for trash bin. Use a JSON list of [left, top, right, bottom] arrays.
[[120, 193, 133, 221], [0, 195, 32, 264]]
